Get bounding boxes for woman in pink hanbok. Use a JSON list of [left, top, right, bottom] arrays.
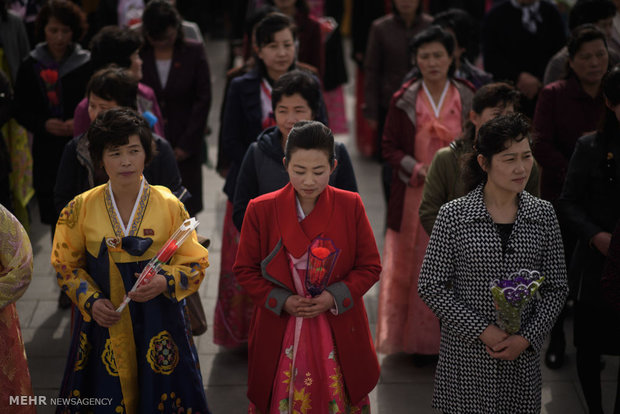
[[0, 203, 34, 412], [376, 26, 475, 357]]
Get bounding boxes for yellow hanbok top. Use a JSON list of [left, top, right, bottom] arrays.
[[51, 180, 209, 414]]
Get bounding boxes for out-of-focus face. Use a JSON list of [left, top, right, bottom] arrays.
[[393, 0, 420, 15], [611, 100, 620, 123], [45, 17, 73, 60], [470, 104, 515, 134], [88, 93, 118, 122], [596, 17, 614, 39], [480, 138, 533, 196], [257, 28, 296, 78], [273, 0, 296, 11], [102, 134, 146, 188], [128, 50, 143, 80], [569, 39, 609, 86], [148, 26, 177, 49], [415, 41, 453, 84], [275, 93, 314, 139], [286, 148, 334, 207]]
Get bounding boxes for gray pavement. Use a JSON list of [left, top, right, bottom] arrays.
[[18, 38, 618, 414]]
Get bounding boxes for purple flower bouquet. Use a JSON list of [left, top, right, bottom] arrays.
[[490, 269, 545, 334]]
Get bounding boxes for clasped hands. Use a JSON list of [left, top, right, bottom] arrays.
[[283, 290, 334, 318], [479, 324, 530, 361], [92, 273, 167, 328]]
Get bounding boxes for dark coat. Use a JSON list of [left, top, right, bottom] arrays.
[[363, 13, 433, 121], [533, 76, 605, 203], [13, 43, 91, 224], [140, 39, 211, 215], [602, 219, 620, 314], [482, 0, 566, 83], [220, 68, 328, 201], [233, 183, 381, 413], [295, 12, 324, 78], [232, 126, 358, 231], [53, 133, 185, 215], [559, 132, 620, 352]]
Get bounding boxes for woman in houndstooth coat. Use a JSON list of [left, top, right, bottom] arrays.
[[419, 113, 568, 413]]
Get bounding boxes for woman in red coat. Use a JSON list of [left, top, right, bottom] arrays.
[[234, 121, 381, 413]]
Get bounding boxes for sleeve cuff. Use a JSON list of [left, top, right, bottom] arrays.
[[400, 155, 417, 174], [82, 291, 102, 320], [162, 271, 178, 303], [326, 282, 353, 314], [265, 287, 293, 316]]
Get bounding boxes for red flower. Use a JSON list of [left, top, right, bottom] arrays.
[[40, 68, 58, 85], [311, 247, 330, 259], [47, 90, 59, 105]]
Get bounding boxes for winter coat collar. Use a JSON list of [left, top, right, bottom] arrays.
[[256, 126, 285, 162], [31, 42, 90, 78], [275, 182, 334, 258], [461, 184, 545, 225]]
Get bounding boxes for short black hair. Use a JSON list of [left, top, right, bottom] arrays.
[[410, 25, 455, 57], [142, 0, 184, 45], [86, 66, 138, 110], [410, 26, 455, 77], [88, 107, 154, 168], [598, 64, 620, 142], [35, 0, 88, 43], [90, 26, 143, 71], [272, 69, 321, 118], [255, 12, 297, 49], [433, 8, 479, 62], [472, 82, 520, 114], [265, 0, 309, 15], [569, 0, 616, 31], [567, 23, 608, 59], [463, 113, 533, 192], [284, 121, 335, 167]]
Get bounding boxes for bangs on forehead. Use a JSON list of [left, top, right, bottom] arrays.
[[103, 134, 132, 151]]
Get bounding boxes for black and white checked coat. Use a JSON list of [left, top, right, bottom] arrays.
[[418, 185, 568, 413]]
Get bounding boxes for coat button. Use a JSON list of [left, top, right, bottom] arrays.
[[268, 298, 277, 308], [342, 298, 351, 308]]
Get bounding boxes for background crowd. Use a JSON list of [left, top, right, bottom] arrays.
[[1, 0, 620, 412]]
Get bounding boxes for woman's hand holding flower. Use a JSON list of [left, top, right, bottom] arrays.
[[284, 295, 313, 317], [92, 298, 122, 327], [486, 335, 530, 360], [480, 324, 509, 348], [301, 290, 335, 318], [128, 273, 167, 302]]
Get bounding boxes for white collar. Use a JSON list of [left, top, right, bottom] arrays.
[[422, 80, 450, 118], [107, 177, 145, 237]]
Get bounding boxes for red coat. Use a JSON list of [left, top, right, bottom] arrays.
[[234, 183, 381, 413]]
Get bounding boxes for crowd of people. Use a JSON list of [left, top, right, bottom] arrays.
[[0, 0, 620, 413]]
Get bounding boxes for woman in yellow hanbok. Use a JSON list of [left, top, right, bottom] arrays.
[[51, 108, 210, 414]]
